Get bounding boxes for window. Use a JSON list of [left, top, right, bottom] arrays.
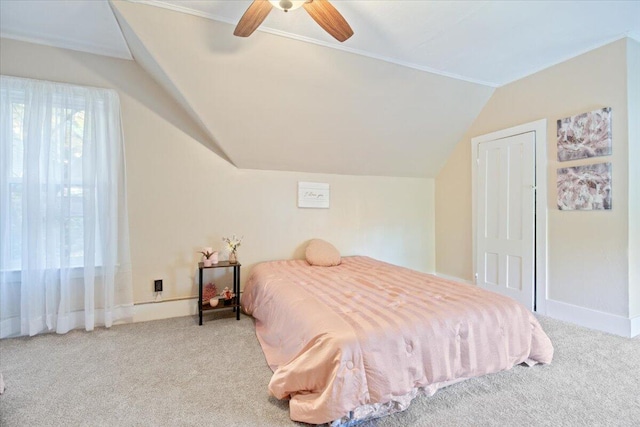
[[0, 75, 133, 337], [4, 94, 97, 270]]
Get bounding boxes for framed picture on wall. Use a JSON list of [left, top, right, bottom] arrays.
[[557, 107, 612, 161], [298, 182, 330, 208], [557, 162, 611, 210]]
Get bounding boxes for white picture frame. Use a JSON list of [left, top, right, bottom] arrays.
[[298, 182, 330, 209]]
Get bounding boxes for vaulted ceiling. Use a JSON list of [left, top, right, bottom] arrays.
[[1, 1, 638, 177]]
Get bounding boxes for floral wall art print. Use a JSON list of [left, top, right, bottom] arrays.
[[557, 107, 612, 161], [557, 163, 611, 210]]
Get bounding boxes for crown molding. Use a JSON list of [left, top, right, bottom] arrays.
[[131, 0, 499, 88], [0, 30, 133, 60]]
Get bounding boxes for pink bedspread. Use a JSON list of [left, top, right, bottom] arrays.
[[241, 256, 553, 424]]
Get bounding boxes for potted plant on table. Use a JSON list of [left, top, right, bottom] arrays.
[[199, 248, 218, 267]]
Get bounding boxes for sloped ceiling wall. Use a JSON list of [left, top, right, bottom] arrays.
[[111, 1, 494, 178]]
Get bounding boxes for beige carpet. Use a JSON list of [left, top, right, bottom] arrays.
[[0, 311, 638, 426]]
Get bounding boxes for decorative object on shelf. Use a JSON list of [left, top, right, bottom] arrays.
[[557, 107, 612, 162], [222, 235, 243, 264], [221, 286, 235, 306], [209, 298, 219, 307], [199, 247, 218, 267], [202, 282, 218, 302], [557, 162, 612, 210]]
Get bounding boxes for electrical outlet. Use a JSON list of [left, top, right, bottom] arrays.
[[154, 279, 163, 292]]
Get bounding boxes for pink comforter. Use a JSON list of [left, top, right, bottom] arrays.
[[241, 256, 553, 424]]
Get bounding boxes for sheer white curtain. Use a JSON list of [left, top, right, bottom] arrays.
[[0, 75, 133, 338]]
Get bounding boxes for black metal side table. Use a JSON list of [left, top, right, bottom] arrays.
[[197, 261, 241, 325]]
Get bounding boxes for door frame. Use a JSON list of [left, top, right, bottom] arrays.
[[471, 119, 548, 314]]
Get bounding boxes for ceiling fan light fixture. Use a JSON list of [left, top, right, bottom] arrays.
[[269, 0, 306, 12], [235, 0, 353, 42]]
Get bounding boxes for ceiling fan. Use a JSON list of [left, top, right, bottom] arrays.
[[234, 0, 354, 42]]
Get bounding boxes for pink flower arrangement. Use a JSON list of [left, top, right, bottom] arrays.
[[221, 287, 235, 300]]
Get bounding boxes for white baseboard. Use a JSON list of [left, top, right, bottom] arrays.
[[433, 272, 474, 285], [631, 315, 640, 338], [426, 273, 639, 338], [132, 298, 198, 323], [128, 292, 640, 339], [545, 299, 637, 338], [0, 299, 199, 338]]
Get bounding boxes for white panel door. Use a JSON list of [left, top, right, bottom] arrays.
[[476, 132, 535, 309]]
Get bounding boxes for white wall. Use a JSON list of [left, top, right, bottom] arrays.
[[628, 38, 640, 321], [0, 38, 435, 306], [436, 39, 636, 336], [111, 0, 494, 178]]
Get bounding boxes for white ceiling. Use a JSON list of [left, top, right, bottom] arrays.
[[1, 0, 639, 86], [111, 0, 495, 177], [0, 0, 132, 60], [1, 0, 638, 177]]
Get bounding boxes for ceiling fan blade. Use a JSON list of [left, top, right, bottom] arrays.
[[234, 0, 273, 37], [303, 0, 353, 42]]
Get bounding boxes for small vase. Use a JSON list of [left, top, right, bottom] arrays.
[[229, 251, 238, 264], [203, 258, 212, 267]]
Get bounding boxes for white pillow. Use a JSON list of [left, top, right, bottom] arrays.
[[305, 239, 341, 267]]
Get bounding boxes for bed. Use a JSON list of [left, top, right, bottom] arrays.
[[241, 255, 553, 425]]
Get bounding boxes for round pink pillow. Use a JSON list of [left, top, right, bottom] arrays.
[[305, 239, 341, 267]]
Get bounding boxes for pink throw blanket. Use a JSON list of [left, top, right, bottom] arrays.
[[242, 256, 553, 424]]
